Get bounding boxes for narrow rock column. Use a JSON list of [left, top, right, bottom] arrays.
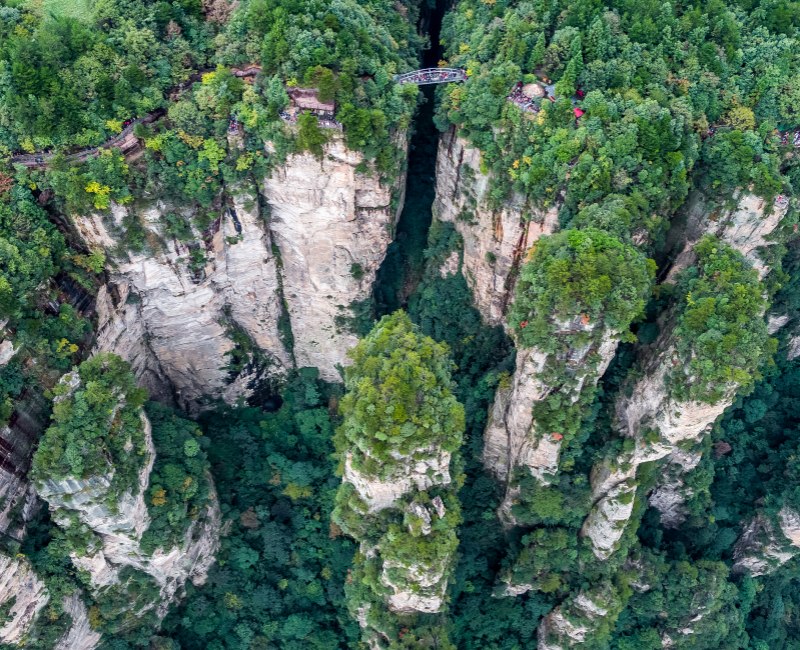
[[0, 555, 49, 645], [582, 236, 775, 561], [333, 312, 464, 648], [483, 229, 654, 524]]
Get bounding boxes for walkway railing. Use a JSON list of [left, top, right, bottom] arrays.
[[394, 68, 467, 85]]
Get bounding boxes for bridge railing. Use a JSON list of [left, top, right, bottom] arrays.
[[394, 68, 467, 85]]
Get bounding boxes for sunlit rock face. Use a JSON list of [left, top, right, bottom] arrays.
[[582, 190, 787, 561], [78, 187, 289, 412], [433, 127, 558, 326], [342, 448, 452, 514], [84, 136, 406, 408], [263, 136, 407, 381], [537, 587, 615, 650], [0, 555, 49, 645]]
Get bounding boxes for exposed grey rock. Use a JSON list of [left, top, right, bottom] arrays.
[[263, 137, 406, 381], [35, 378, 221, 639], [0, 554, 48, 644], [433, 128, 559, 326], [582, 191, 784, 561], [537, 588, 613, 649], [54, 594, 101, 650], [78, 186, 290, 412], [648, 448, 703, 528], [734, 507, 800, 576], [342, 448, 452, 514]]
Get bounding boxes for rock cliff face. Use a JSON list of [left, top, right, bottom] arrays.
[[433, 128, 558, 326], [581, 192, 787, 561], [342, 447, 451, 514], [78, 187, 289, 412], [537, 585, 618, 650], [33, 371, 220, 643], [86, 137, 405, 408], [54, 594, 101, 650], [263, 138, 405, 380], [484, 330, 619, 489], [0, 554, 48, 644]]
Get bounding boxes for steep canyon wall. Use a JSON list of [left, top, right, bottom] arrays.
[[84, 135, 406, 411]]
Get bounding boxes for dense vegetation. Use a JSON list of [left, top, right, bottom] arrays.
[[334, 311, 464, 477], [12, 383, 216, 649], [4, 0, 800, 647], [0, 0, 215, 151], [508, 227, 654, 350], [438, 0, 795, 219], [163, 370, 358, 650], [30, 353, 148, 497], [672, 236, 775, 403]]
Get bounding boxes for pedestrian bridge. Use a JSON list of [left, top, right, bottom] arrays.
[[394, 68, 467, 85]]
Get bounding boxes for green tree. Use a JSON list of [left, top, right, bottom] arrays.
[[335, 311, 465, 478], [296, 112, 328, 157], [508, 228, 655, 351]]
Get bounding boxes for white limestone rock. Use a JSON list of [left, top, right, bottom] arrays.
[[342, 448, 452, 514], [734, 508, 800, 576], [433, 128, 559, 326], [78, 187, 290, 412], [263, 136, 406, 381], [580, 480, 638, 560], [54, 594, 101, 650], [382, 560, 449, 614], [35, 383, 221, 637], [0, 555, 49, 645], [669, 190, 789, 282], [537, 589, 612, 649]]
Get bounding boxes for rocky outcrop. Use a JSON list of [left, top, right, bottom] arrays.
[[671, 192, 788, 281], [582, 191, 786, 560], [581, 330, 740, 559], [342, 448, 451, 514], [342, 447, 454, 614], [33, 369, 220, 639], [87, 136, 405, 405], [433, 128, 558, 326], [263, 137, 405, 380], [647, 448, 703, 528], [0, 555, 48, 644], [380, 498, 452, 615], [537, 586, 618, 650], [733, 507, 800, 576], [79, 186, 289, 412]]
